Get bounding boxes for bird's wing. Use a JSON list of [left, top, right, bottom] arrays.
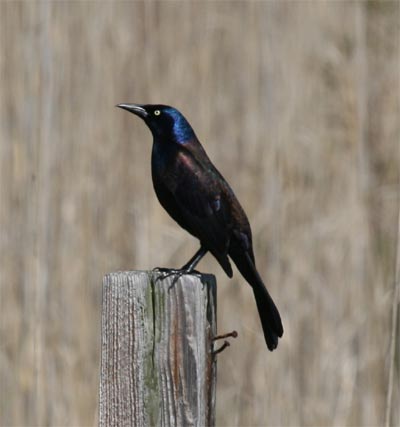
[[170, 150, 233, 277], [182, 140, 256, 262]]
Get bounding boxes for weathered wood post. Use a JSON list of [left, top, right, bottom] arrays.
[[99, 270, 217, 427]]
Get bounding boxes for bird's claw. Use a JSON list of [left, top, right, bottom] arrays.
[[152, 267, 184, 283], [152, 266, 173, 279], [152, 266, 171, 273], [152, 267, 203, 289]]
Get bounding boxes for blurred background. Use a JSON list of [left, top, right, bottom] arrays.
[[1, 2, 399, 426]]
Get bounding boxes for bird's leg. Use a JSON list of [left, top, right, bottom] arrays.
[[153, 246, 207, 285], [180, 246, 208, 272]]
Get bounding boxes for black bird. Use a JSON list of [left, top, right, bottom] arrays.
[[117, 103, 283, 351]]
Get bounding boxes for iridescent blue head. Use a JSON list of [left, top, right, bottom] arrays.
[[117, 103, 196, 144]]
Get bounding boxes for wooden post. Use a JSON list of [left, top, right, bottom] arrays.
[[99, 270, 217, 427]]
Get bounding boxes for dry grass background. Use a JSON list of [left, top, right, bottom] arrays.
[[0, 2, 399, 426]]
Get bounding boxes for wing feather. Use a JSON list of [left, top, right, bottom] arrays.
[[155, 145, 233, 276], [173, 159, 233, 276]]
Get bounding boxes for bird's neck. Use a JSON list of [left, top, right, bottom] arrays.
[[171, 119, 195, 144]]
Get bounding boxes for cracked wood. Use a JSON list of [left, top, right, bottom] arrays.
[[99, 270, 217, 427]]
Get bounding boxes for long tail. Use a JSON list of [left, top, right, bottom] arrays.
[[232, 251, 283, 351], [252, 279, 283, 350]]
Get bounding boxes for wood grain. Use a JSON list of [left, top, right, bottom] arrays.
[[99, 271, 217, 427]]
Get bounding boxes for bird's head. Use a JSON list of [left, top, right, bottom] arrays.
[[117, 104, 196, 144]]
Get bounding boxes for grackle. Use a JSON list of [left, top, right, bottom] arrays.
[[117, 104, 283, 351]]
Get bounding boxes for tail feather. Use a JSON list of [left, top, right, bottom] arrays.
[[252, 283, 283, 351], [231, 250, 283, 351]]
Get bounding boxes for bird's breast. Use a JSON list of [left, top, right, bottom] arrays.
[[151, 143, 184, 192], [152, 143, 197, 181], [151, 142, 172, 174]]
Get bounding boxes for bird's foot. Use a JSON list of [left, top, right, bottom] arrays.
[[152, 267, 202, 289], [212, 330, 238, 355], [152, 267, 180, 284], [152, 266, 174, 274]]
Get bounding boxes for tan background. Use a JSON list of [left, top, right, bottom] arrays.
[[1, 2, 399, 426]]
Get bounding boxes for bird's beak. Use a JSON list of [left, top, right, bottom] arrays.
[[116, 103, 148, 118]]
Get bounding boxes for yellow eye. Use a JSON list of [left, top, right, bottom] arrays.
[[154, 110, 161, 116]]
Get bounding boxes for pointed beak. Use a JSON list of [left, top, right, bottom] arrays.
[[116, 103, 148, 118]]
